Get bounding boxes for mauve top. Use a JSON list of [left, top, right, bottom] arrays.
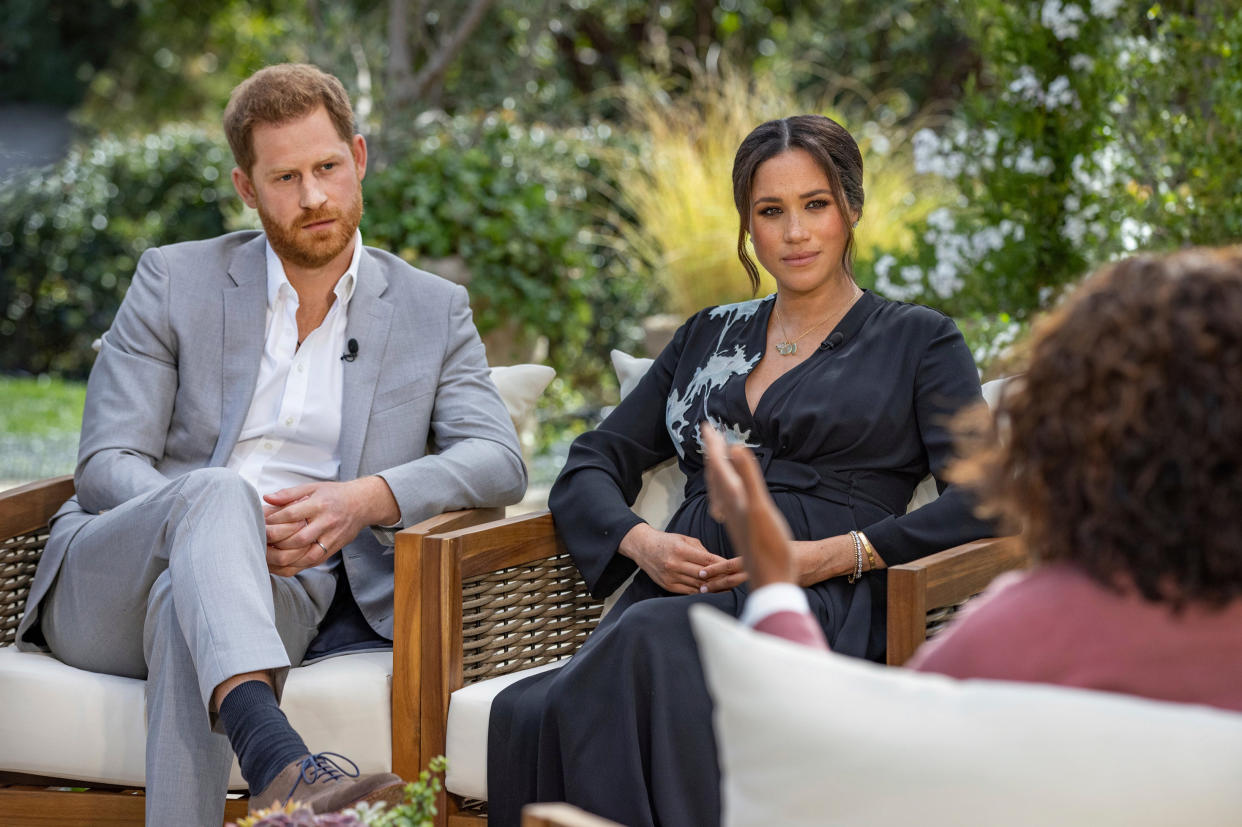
[[909, 563, 1242, 713]]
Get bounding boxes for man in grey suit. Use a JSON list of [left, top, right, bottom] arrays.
[[14, 63, 526, 823]]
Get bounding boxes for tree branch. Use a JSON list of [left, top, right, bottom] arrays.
[[408, 0, 497, 103]]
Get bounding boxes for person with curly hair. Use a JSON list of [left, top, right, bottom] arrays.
[[706, 245, 1242, 712]]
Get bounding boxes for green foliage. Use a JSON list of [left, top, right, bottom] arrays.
[[1107, 1, 1242, 248], [0, 125, 240, 377], [0, 0, 139, 106], [866, 0, 1242, 371], [353, 755, 447, 826], [362, 112, 655, 398]]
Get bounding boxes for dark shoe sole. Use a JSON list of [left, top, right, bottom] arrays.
[[335, 779, 407, 814]]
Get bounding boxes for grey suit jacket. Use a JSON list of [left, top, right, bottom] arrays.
[[18, 230, 525, 646]]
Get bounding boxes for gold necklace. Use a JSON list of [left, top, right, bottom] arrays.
[[773, 288, 862, 356]]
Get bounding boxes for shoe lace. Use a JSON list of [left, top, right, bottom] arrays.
[[284, 751, 361, 805]]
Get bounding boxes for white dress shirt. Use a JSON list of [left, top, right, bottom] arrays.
[[226, 230, 362, 499], [739, 582, 811, 628]]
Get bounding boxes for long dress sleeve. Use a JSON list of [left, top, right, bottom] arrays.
[[859, 313, 996, 566], [548, 322, 688, 598]]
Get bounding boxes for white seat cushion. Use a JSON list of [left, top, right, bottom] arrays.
[[0, 647, 393, 789], [443, 660, 564, 800], [691, 604, 1242, 827]]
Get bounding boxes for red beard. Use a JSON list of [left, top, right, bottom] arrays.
[[258, 182, 364, 270]]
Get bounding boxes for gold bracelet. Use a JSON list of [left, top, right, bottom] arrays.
[[859, 531, 877, 571]]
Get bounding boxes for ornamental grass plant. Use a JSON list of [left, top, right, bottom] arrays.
[[602, 63, 948, 318]]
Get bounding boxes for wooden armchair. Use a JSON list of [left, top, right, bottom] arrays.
[[410, 510, 1029, 825], [0, 476, 501, 827]]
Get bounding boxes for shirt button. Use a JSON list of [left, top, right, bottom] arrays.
[[297, 364, 305, 373], [263, 441, 274, 451], [285, 417, 294, 426]]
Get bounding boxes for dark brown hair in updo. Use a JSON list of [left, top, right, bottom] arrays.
[[953, 246, 1242, 608], [731, 115, 865, 293]]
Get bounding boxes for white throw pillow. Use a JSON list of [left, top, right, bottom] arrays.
[[490, 363, 556, 465], [609, 349, 686, 532], [490, 363, 556, 430], [690, 605, 1242, 827]]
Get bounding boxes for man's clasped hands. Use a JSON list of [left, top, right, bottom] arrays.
[[260, 477, 399, 576]]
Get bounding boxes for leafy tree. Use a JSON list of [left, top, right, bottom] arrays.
[[864, 0, 1242, 370]]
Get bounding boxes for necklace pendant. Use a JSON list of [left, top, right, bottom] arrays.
[[775, 341, 797, 356]]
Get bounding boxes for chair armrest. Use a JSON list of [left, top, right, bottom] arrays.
[[886, 536, 1028, 666], [389, 506, 504, 779], [1, 476, 75, 647], [0, 476, 75, 540], [397, 509, 603, 816]]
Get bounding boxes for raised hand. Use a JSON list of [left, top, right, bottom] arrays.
[[701, 424, 798, 589]]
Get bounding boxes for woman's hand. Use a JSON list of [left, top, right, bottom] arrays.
[[702, 425, 796, 590], [619, 522, 729, 595], [702, 424, 882, 588]]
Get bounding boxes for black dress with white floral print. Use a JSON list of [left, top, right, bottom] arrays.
[[488, 289, 993, 827]]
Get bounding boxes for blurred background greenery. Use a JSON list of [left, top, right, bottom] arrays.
[[2, 0, 1240, 480]]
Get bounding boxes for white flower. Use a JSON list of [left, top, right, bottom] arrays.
[[912, 128, 940, 175], [927, 208, 956, 233], [1007, 66, 1043, 104], [1044, 76, 1078, 109], [1041, 0, 1087, 40], [929, 260, 964, 299], [1012, 145, 1055, 176], [1119, 217, 1152, 251], [1070, 54, 1094, 72], [1062, 215, 1088, 245], [878, 265, 925, 301], [912, 128, 966, 179], [873, 254, 897, 279], [1091, 0, 1123, 18]]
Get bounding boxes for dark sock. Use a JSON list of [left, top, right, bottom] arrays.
[[218, 679, 311, 794]]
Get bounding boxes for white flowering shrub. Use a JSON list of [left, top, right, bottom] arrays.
[[860, 0, 1242, 372]]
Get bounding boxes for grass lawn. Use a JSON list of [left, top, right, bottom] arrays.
[[0, 375, 87, 436], [0, 376, 85, 482]]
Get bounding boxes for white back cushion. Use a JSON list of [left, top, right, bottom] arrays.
[[610, 350, 685, 532], [691, 605, 1242, 827], [490, 364, 555, 430]]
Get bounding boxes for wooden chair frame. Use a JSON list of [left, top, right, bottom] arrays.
[[0, 476, 502, 827], [411, 510, 1028, 826]]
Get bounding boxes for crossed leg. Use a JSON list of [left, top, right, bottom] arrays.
[[40, 467, 335, 825]]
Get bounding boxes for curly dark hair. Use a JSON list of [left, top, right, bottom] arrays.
[[954, 246, 1242, 608]]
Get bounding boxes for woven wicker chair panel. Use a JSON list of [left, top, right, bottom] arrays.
[[924, 599, 969, 641], [0, 529, 47, 646], [460, 553, 604, 685]]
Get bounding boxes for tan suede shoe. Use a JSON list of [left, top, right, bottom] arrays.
[[248, 752, 406, 815]]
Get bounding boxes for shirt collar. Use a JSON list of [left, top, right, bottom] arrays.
[[264, 228, 363, 309]]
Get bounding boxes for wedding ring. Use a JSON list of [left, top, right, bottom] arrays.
[[315, 540, 329, 554]]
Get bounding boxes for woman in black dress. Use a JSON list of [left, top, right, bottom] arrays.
[[488, 115, 993, 826]]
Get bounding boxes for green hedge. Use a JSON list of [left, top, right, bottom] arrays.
[[0, 126, 235, 376], [1, 116, 656, 400], [363, 113, 655, 397]]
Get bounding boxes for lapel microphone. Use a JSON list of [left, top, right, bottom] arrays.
[[341, 338, 359, 362], [821, 331, 846, 351]]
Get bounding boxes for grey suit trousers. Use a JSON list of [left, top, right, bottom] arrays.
[[40, 467, 336, 826]]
